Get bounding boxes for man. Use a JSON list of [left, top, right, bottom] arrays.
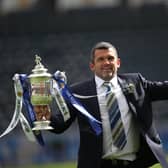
[[50, 41, 168, 168]]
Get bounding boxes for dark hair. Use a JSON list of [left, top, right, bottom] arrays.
[[90, 41, 118, 63]]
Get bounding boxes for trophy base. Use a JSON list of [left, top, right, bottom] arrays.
[[32, 120, 54, 130]]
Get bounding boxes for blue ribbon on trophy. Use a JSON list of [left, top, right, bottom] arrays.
[[53, 71, 102, 136], [19, 74, 45, 146]]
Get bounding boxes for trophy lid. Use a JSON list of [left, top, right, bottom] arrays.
[[28, 55, 51, 78]]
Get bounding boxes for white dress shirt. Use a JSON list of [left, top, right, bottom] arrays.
[[95, 75, 140, 161]]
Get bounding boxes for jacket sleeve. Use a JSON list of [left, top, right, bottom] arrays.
[[50, 100, 77, 134], [138, 73, 168, 101]]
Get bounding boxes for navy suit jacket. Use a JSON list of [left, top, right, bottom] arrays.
[[50, 73, 168, 168]]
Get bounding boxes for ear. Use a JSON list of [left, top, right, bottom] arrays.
[[117, 58, 121, 68], [89, 62, 95, 71]]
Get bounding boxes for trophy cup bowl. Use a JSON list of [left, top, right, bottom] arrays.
[[29, 55, 53, 130]]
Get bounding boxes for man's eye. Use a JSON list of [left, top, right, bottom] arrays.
[[97, 58, 104, 62], [108, 57, 114, 61]]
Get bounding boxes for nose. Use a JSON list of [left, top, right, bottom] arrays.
[[103, 58, 111, 64]]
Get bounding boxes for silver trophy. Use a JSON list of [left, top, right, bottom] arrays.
[[28, 55, 53, 130]]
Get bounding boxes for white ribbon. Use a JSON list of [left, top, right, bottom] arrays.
[[52, 79, 70, 122], [0, 74, 36, 142], [73, 83, 135, 99], [0, 74, 23, 138], [20, 113, 36, 142]]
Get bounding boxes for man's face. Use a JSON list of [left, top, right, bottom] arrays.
[[90, 48, 120, 81]]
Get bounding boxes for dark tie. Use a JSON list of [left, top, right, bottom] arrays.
[[104, 82, 127, 149]]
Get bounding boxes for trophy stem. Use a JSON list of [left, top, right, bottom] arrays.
[[32, 120, 53, 130]]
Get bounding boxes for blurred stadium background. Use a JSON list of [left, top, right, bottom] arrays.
[[0, 0, 168, 167]]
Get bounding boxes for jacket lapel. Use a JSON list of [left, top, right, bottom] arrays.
[[118, 76, 137, 116]]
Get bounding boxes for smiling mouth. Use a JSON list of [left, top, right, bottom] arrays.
[[102, 69, 112, 72]]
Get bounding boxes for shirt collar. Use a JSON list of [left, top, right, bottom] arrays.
[[95, 75, 118, 89]]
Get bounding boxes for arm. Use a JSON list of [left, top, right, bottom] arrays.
[[50, 102, 77, 133], [138, 73, 168, 101], [49, 71, 77, 133]]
